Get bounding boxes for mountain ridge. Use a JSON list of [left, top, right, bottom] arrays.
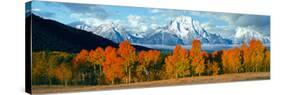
[[27, 14, 150, 53], [71, 16, 233, 45], [69, 15, 269, 46]]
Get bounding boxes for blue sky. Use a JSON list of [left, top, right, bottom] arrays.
[[28, 1, 270, 38]]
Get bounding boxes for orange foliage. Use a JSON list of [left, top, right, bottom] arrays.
[[118, 40, 136, 67], [89, 47, 105, 65], [165, 44, 190, 78], [222, 48, 241, 73], [242, 39, 267, 72], [103, 46, 124, 84], [190, 39, 201, 57], [117, 40, 136, 83], [32, 39, 270, 86], [88, 47, 105, 83], [138, 50, 161, 80], [263, 50, 270, 71], [249, 39, 266, 72], [190, 39, 205, 76], [55, 63, 72, 86], [211, 62, 219, 75], [138, 50, 160, 67], [72, 49, 89, 65]]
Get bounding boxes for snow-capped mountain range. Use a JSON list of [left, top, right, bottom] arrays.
[[69, 16, 269, 45], [68, 21, 94, 31], [233, 27, 270, 44], [135, 16, 232, 45]]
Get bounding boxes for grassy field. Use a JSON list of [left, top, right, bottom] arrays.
[[32, 72, 270, 94]]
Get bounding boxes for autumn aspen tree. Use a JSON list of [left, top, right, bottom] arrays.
[[118, 40, 136, 84], [190, 39, 205, 76]]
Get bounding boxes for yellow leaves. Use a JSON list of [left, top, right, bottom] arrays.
[[138, 50, 160, 67], [137, 50, 161, 81], [190, 39, 201, 57], [222, 47, 241, 73], [165, 44, 190, 78], [195, 59, 205, 76], [118, 40, 136, 67], [222, 39, 269, 73], [32, 39, 270, 85], [263, 50, 270, 71], [32, 51, 72, 85], [89, 47, 105, 65], [165, 56, 175, 78], [117, 40, 137, 83], [211, 62, 219, 75], [242, 39, 268, 72], [190, 40, 205, 76], [55, 63, 72, 84]]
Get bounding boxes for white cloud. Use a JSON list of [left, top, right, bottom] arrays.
[[201, 22, 235, 38], [234, 26, 268, 39], [193, 11, 270, 38], [127, 15, 143, 27], [77, 17, 120, 27], [127, 15, 150, 33], [32, 8, 41, 12], [70, 13, 83, 18], [63, 3, 108, 20], [215, 25, 228, 29], [214, 14, 236, 24], [70, 12, 121, 27], [190, 11, 241, 26], [215, 14, 269, 28], [201, 22, 211, 30], [151, 9, 160, 13], [236, 25, 269, 36], [150, 24, 159, 30], [150, 16, 157, 21], [140, 25, 148, 32], [79, 18, 103, 26]]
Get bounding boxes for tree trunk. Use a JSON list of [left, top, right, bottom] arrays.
[[93, 65, 97, 85], [75, 73, 79, 85], [99, 65, 102, 76], [64, 80, 68, 86], [82, 73, 85, 84], [111, 79, 114, 85], [48, 78, 52, 86], [256, 64, 258, 72], [94, 64, 96, 74], [129, 68, 131, 84], [125, 67, 128, 84], [99, 65, 102, 85]]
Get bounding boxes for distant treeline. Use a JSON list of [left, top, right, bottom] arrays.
[[32, 39, 270, 86]]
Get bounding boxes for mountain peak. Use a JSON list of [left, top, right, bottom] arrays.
[[165, 16, 213, 44], [68, 21, 94, 31], [92, 22, 127, 43], [168, 16, 194, 38], [66, 15, 232, 46], [173, 16, 193, 24], [234, 27, 270, 44]]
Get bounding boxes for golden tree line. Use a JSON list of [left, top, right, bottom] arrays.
[[32, 39, 270, 86], [165, 39, 270, 79]]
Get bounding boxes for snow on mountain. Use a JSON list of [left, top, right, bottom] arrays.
[[91, 22, 128, 43], [68, 21, 94, 32], [70, 21, 145, 43], [233, 27, 270, 44], [140, 16, 232, 45], [70, 16, 232, 45]]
